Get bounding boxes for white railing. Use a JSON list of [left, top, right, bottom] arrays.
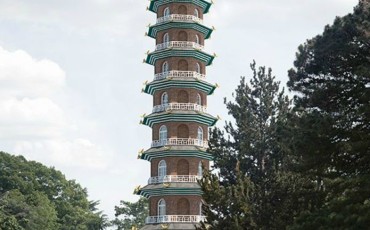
[[146, 215, 206, 224], [153, 103, 207, 113], [157, 14, 203, 24], [151, 138, 208, 148], [156, 41, 204, 51], [148, 175, 202, 184], [154, 71, 206, 81]]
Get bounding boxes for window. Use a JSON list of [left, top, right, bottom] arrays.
[[199, 202, 203, 215], [196, 93, 202, 105], [163, 33, 169, 43], [197, 127, 204, 146], [195, 34, 200, 44], [198, 161, 203, 177], [162, 61, 169, 73], [195, 63, 201, 74], [164, 7, 170, 17], [159, 125, 167, 144], [194, 8, 199, 18], [158, 160, 167, 177], [161, 92, 168, 105], [158, 199, 166, 216]]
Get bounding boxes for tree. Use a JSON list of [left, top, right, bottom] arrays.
[[111, 197, 148, 230], [287, 1, 370, 228], [198, 62, 309, 229], [0, 151, 109, 229]]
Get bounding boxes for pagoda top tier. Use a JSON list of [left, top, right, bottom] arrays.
[[149, 0, 212, 14]]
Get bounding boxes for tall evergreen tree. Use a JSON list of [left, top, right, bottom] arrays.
[[198, 62, 308, 230], [287, 1, 370, 229]]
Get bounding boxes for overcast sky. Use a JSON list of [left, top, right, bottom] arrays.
[[0, 0, 359, 220]]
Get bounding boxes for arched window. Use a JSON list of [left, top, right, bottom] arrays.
[[158, 160, 167, 177], [159, 125, 167, 144], [158, 199, 166, 216], [195, 63, 201, 74], [198, 161, 203, 177], [199, 202, 203, 215], [161, 92, 168, 105], [196, 93, 202, 105], [197, 127, 203, 144], [162, 61, 169, 73], [194, 8, 199, 18], [163, 33, 169, 43], [195, 34, 200, 44], [164, 7, 170, 17]]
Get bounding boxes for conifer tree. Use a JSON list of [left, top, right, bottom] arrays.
[[287, 1, 370, 228], [198, 62, 308, 229]]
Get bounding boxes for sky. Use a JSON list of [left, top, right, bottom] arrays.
[[0, 0, 359, 221]]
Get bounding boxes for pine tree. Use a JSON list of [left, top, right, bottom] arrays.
[[198, 62, 308, 230], [287, 1, 370, 229]]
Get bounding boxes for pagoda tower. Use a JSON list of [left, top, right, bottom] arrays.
[[136, 0, 217, 229]]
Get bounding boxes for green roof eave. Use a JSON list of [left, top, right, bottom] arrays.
[[145, 49, 215, 66], [142, 112, 218, 127], [139, 147, 213, 161], [136, 185, 202, 198], [143, 78, 216, 95], [148, 22, 213, 39], [149, 0, 212, 14]]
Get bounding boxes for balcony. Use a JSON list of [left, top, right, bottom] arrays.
[[151, 138, 208, 148], [153, 103, 207, 113], [156, 14, 203, 25], [145, 215, 206, 224], [154, 70, 206, 81], [156, 41, 204, 51], [148, 175, 202, 184]]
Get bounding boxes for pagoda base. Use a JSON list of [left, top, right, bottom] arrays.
[[141, 223, 199, 230]]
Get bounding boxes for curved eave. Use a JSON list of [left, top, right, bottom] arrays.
[[149, 0, 212, 14], [136, 183, 202, 198], [142, 112, 218, 127], [144, 78, 216, 95], [146, 49, 215, 66], [140, 147, 213, 162], [148, 22, 213, 39]]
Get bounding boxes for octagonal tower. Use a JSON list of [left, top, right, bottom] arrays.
[[136, 1, 217, 229]]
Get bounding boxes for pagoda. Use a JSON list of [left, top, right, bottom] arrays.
[[136, 0, 217, 229]]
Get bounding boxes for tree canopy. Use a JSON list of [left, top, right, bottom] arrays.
[[0, 151, 109, 230], [287, 1, 370, 229], [198, 62, 309, 229], [111, 197, 148, 230]]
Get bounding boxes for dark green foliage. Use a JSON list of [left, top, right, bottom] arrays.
[[111, 197, 148, 230], [0, 151, 109, 229], [287, 1, 370, 229], [198, 62, 309, 229]]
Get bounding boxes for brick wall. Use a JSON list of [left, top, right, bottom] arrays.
[[153, 88, 207, 106], [151, 157, 210, 177], [149, 195, 203, 216], [152, 122, 208, 140], [154, 57, 206, 74]]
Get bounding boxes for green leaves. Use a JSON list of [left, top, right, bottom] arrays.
[[199, 62, 302, 229], [0, 152, 109, 229], [111, 197, 148, 230]]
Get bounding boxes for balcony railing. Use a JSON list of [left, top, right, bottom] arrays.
[[146, 215, 206, 224], [153, 103, 207, 113], [148, 175, 202, 184], [156, 14, 203, 24], [151, 138, 208, 148], [156, 41, 204, 51], [154, 71, 206, 81]]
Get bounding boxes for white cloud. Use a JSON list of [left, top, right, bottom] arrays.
[[14, 139, 109, 170], [0, 46, 65, 97], [0, 46, 110, 170]]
